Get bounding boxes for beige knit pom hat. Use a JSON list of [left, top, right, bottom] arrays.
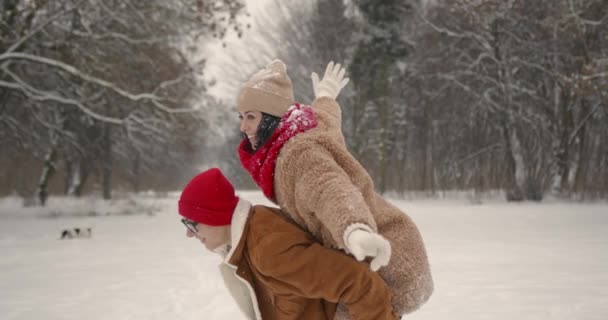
[[237, 59, 294, 118]]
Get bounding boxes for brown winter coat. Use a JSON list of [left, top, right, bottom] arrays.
[[222, 200, 397, 320], [274, 96, 434, 315]]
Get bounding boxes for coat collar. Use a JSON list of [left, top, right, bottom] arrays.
[[224, 198, 252, 266], [219, 198, 263, 320]]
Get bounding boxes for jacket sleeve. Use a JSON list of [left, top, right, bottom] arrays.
[[248, 210, 397, 320], [311, 96, 343, 133], [288, 145, 377, 249]]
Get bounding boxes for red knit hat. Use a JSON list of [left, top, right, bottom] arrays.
[[178, 168, 239, 226]]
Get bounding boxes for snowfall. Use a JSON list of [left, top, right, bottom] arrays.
[[1, 191, 607, 320]]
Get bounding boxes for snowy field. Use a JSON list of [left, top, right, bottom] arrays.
[[1, 191, 607, 320]]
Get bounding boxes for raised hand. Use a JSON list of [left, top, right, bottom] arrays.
[[311, 61, 350, 99]]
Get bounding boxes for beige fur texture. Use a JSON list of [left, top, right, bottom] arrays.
[[274, 97, 434, 315]]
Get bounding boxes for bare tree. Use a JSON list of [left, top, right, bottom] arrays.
[[407, 0, 607, 199], [197, 0, 607, 199], [0, 0, 246, 202]]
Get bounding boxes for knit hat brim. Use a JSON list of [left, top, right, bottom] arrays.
[[238, 87, 292, 118], [237, 59, 294, 118], [179, 200, 235, 226]]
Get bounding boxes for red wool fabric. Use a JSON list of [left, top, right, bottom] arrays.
[[238, 103, 318, 202], [178, 168, 239, 226]]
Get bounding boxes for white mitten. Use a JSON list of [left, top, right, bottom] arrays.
[[345, 229, 391, 271], [311, 61, 350, 99]]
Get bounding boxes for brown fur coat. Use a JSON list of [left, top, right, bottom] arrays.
[[273, 97, 434, 315]]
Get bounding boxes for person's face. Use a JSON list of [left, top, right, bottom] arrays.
[[239, 110, 263, 149], [185, 221, 230, 252]]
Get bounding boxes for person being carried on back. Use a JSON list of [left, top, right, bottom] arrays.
[[236, 59, 434, 318]]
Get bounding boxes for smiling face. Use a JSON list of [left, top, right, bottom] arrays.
[[238, 110, 263, 149], [185, 223, 231, 252]]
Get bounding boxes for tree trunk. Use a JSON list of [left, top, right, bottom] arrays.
[[377, 105, 392, 194], [131, 151, 141, 193], [505, 124, 527, 201], [378, 143, 387, 194], [569, 98, 591, 194], [396, 115, 408, 193], [64, 158, 73, 195], [36, 146, 58, 206], [66, 159, 88, 197], [423, 118, 436, 194], [101, 124, 112, 200]]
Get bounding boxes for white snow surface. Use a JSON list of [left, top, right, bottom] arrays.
[[1, 191, 607, 320]]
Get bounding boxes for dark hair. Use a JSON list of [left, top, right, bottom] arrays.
[[256, 112, 281, 148], [241, 112, 281, 151]]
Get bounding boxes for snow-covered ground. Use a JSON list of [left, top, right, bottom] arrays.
[[1, 192, 607, 320]]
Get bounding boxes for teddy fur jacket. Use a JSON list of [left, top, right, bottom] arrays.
[[219, 199, 397, 320], [273, 96, 434, 315]]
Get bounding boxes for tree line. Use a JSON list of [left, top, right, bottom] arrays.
[[1, 0, 245, 203], [2, 0, 606, 203], [215, 0, 607, 201]]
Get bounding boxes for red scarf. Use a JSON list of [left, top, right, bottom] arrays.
[[238, 103, 318, 202]]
